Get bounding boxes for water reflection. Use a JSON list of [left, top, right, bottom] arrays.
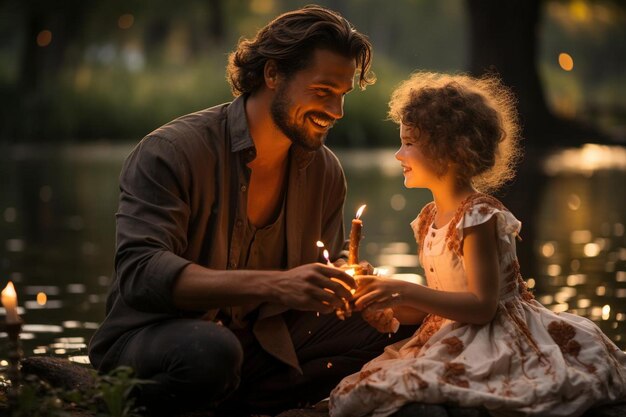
[[0, 143, 624, 364], [532, 145, 626, 346]]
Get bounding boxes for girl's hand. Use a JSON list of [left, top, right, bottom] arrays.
[[361, 306, 400, 333], [353, 276, 407, 311]]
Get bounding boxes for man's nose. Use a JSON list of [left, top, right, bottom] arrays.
[[326, 95, 344, 120]]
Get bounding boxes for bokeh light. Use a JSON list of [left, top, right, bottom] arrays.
[[118, 13, 134, 30], [36, 30, 52, 47], [558, 52, 574, 71]]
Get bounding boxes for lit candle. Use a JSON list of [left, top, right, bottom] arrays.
[[323, 249, 331, 266], [1, 281, 20, 324], [348, 205, 366, 266]]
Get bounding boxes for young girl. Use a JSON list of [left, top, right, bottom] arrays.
[[330, 72, 626, 416]]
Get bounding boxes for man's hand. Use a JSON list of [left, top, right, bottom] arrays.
[[272, 263, 356, 314]]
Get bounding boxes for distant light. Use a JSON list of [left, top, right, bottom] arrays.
[[539, 295, 553, 305], [602, 304, 610, 320], [551, 303, 569, 313], [541, 242, 556, 257], [36, 292, 47, 306], [546, 264, 561, 277], [570, 259, 580, 272], [555, 288, 575, 303], [596, 286, 606, 296], [614, 223, 624, 237], [250, 0, 275, 14], [566, 274, 586, 286], [526, 278, 535, 289], [3, 207, 16, 223], [616, 271, 626, 282], [543, 144, 626, 175], [5, 239, 24, 253], [558, 52, 574, 71], [571, 230, 592, 244], [118, 14, 134, 30], [68, 356, 91, 364], [377, 254, 419, 268], [66, 284, 86, 294], [390, 194, 406, 211], [567, 194, 581, 210], [0, 360, 8, 367], [583, 243, 600, 257], [577, 299, 591, 308], [570, 0, 589, 22], [37, 30, 52, 47]]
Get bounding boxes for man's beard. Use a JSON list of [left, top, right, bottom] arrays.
[[270, 85, 329, 151]]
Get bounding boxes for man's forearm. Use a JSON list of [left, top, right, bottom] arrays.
[[172, 263, 279, 311]]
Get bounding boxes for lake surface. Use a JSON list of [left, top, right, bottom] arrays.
[[0, 143, 625, 366]]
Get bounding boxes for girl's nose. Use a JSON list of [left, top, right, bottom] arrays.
[[395, 148, 403, 161]]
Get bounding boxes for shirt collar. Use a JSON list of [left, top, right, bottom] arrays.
[[226, 94, 317, 169]]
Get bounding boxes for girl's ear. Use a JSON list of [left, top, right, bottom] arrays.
[[264, 60, 279, 90]]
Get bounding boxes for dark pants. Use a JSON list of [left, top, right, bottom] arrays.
[[116, 310, 418, 416]]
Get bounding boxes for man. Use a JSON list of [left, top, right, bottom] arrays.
[[89, 6, 416, 416]]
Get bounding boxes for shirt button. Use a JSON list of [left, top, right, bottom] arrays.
[[429, 267, 434, 272], [240, 185, 247, 192], [431, 232, 436, 237], [229, 261, 237, 268]]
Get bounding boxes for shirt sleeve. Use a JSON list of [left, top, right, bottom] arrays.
[[114, 135, 193, 314]]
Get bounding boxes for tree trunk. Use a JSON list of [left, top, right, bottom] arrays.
[[466, 0, 608, 146], [467, 0, 551, 141]]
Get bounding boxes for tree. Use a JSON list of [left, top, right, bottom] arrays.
[[466, 0, 608, 148]]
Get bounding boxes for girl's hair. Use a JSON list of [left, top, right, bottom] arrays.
[[227, 5, 375, 96], [388, 72, 522, 193]]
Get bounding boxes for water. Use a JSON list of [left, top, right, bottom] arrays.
[[0, 143, 624, 366]]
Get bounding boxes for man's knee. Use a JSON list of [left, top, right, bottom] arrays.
[[168, 321, 243, 395]]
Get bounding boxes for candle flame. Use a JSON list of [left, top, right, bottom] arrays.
[[355, 204, 366, 219], [1, 281, 16, 302], [323, 249, 330, 262], [316, 241, 325, 248], [345, 268, 355, 277]]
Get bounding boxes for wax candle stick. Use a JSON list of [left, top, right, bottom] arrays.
[[348, 205, 366, 266], [1, 281, 20, 324]]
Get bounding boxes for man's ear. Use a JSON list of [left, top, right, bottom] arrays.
[[264, 60, 279, 90]]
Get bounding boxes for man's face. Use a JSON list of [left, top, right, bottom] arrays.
[[270, 48, 356, 150]]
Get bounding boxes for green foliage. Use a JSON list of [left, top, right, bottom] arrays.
[[0, 366, 150, 417]]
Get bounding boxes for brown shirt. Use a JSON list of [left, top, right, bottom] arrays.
[[88, 96, 348, 372]]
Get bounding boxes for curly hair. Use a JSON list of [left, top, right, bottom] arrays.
[[388, 72, 522, 193], [226, 5, 375, 96]]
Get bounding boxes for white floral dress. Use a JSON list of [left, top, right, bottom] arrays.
[[330, 194, 626, 417]]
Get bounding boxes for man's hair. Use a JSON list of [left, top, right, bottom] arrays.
[[227, 5, 375, 96]]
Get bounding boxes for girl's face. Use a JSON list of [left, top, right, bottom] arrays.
[[395, 123, 439, 189]]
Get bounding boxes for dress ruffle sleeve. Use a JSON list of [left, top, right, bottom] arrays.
[[455, 202, 522, 246]]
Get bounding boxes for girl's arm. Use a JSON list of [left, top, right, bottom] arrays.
[[355, 217, 500, 325]]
